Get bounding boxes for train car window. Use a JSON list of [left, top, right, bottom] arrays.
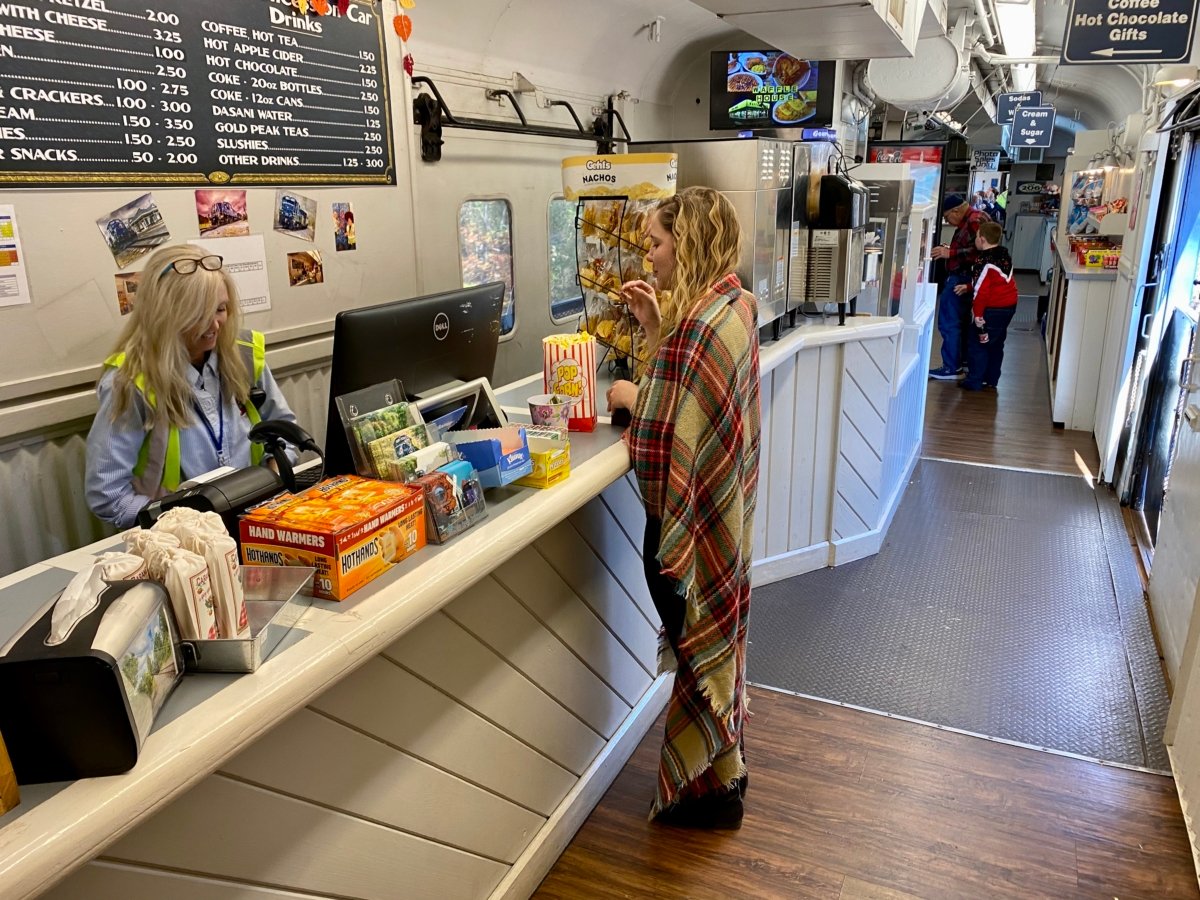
[[458, 199, 516, 337], [548, 197, 584, 323]]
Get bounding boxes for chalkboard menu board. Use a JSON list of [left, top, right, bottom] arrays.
[[0, 0, 394, 187]]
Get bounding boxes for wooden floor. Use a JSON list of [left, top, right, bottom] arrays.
[[535, 689, 1197, 899], [534, 323, 1199, 899], [923, 328, 1101, 478]]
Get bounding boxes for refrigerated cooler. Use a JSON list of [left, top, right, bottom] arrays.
[[856, 164, 915, 318], [633, 138, 794, 328]]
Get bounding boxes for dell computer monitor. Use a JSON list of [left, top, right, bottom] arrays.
[[323, 282, 505, 476]]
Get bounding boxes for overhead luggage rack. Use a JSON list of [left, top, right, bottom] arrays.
[[411, 76, 631, 162]]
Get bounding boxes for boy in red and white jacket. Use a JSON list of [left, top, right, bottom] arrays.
[[953, 222, 1018, 391]]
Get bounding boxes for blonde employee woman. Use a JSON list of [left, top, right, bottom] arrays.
[[607, 186, 762, 829], [85, 244, 297, 528]]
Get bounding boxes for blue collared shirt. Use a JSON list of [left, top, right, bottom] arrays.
[[85, 349, 297, 528]]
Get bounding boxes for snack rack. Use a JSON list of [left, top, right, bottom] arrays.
[[574, 194, 651, 368]]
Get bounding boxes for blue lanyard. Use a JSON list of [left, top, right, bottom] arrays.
[[192, 375, 226, 464]]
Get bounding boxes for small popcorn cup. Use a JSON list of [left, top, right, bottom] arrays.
[[528, 394, 573, 430]]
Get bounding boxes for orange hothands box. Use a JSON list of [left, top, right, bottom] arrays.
[[239, 475, 426, 601]]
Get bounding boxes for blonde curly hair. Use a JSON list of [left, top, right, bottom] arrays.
[[644, 186, 742, 364]]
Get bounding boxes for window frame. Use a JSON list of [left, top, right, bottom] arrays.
[[547, 194, 584, 325], [456, 196, 517, 342]]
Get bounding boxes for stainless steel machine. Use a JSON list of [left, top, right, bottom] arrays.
[[633, 138, 794, 329], [806, 172, 869, 324], [858, 172, 915, 318]]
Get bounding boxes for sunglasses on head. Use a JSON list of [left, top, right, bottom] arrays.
[[160, 255, 223, 278]]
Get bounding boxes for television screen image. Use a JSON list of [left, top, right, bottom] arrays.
[[709, 52, 833, 131]]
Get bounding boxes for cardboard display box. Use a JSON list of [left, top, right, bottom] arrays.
[[239, 475, 425, 601], [445, 426, 533, 489], [514, 431, 571, 489]]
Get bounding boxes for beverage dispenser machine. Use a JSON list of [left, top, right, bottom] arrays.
[[807, 173, 868, 324], [633, 138, 794, 330]]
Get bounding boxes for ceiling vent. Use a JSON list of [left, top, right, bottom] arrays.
[[865, 33, 971, 112]]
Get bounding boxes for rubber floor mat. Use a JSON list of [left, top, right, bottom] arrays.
[[746, 458, 1170, 771]]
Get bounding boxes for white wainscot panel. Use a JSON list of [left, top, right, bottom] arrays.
[[100, 776, 507, 900]]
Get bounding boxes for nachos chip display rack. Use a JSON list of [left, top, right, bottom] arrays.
[[574, 195, 648, 364]]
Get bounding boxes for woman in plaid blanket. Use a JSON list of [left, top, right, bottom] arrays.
[[607, 187, 761, 829]]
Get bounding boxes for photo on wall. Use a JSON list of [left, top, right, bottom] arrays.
[[195, 190, 249, 238], [96, 193, 171, 269], [287, 249, 324, 286], [332, 202, 356, 251], [114, 271, 141, 316], [274, 190, 317, 242]]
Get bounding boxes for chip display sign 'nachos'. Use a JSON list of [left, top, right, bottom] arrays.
[[561, 154, 678, 364]]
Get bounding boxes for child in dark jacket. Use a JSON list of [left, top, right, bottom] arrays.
[[953, 221, 1018, 391]]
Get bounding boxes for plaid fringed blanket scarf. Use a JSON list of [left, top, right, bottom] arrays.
[[627, 273, 761, 816]]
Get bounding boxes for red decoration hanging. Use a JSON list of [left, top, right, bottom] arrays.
[[336, 0, 351, 14], [403, 53, 414, 76]]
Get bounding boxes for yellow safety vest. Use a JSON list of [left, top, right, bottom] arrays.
[[104, 330, 266, 495]]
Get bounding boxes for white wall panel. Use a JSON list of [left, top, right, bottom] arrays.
[[383, 612, 606, 774], [445, 576, 633, 739], [492, 553, 651, 708], [310, 657, 575, 816], [785, 349, 826, 551], [765, 356, 798, 558], [533, 526, 658, 673], [220, 708, 543, 865], [568, 503, 657, 627], [103, 776, 507, 900], [42, 860, 331, 900], [598, 474, 647, 552], [1150, 417, 1200, 680], [754, 366, 773, 561]]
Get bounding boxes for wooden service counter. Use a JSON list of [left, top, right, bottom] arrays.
[[0, 311, 926, 900], [1046, 244, 1120, 431]]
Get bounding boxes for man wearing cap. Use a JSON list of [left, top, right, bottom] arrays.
[[930, 194, 992, 380]]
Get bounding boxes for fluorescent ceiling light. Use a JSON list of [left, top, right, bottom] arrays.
[[995, 1, 1037, 92], [1153, 64, 1198, 87]]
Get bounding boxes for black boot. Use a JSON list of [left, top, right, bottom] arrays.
[[653, 788, 744, 830]]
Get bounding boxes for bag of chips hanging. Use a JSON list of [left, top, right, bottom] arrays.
[[543, 333, 597, 432]]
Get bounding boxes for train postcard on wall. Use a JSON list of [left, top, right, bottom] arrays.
[[0, 0, 395, 187]]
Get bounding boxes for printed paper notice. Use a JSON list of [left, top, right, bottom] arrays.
[[0, 206, 32, 308], [188, 233, 271, 313]]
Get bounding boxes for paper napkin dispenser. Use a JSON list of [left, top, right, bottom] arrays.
[[0, 579, 184, 784]]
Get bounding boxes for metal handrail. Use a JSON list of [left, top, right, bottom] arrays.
[[411, 76, 618, 145]]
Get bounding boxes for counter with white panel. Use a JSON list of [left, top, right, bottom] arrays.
[[0, 310, 928, 900]]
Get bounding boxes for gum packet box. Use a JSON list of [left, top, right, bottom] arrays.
[[239, 475, 426, 601], [514, 431, 571, 489], [183, 566, 315, 673]]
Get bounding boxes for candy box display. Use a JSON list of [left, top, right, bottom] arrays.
[[239, 475, 426, 601], [514, 428, 571, 489], [411, 459, 488, 544]]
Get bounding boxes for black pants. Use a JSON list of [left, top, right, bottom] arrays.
[[643, 516, 684, 657], [964, 305, 1018, 389]]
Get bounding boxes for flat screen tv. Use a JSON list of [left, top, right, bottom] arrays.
[[322, 282, 505, 476], [709, 51, 834, 131]]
